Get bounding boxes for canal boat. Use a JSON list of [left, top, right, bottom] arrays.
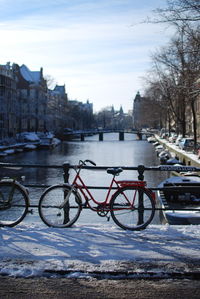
[[3, 149, 16, 155], [23, 144, 38, 151], [0, 151, 7, 157], [147, 136, 156, 143], [158, 150, 172, 164], [157, 176, 200, 225], [38, 137, 61, 149]]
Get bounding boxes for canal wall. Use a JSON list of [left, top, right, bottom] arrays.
[[155, 135, 200, 167]]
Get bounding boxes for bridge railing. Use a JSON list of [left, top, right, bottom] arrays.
[[0, 162, 200, 211]]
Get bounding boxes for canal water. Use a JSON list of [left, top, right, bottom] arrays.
[[1, 133, 168, 227]]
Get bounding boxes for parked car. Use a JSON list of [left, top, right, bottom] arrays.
[[175, 135, 183, 146], [168, 133, 177, 143], [179, 138, 194, 151], [155, 144, 164, 155], [160, 132, 169, 139]]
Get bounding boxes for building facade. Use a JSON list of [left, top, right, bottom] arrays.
[[133, 91, 165, 130], [13, 63, 48, 133], [47, 85, 69, 133], [0, 62, 95, 141], [0, 63, 18, 139]]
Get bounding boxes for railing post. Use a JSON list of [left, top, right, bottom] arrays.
[[63, 162, 70, 183], [99, 132, 103, 141], [137, 132, 142, 140], [137, 164, 145, 181], [137, 164, 145, 225], [119, 131, 124, 141], [63, 162, 71, 224]]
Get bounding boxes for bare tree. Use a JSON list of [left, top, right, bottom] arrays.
[[151, 0, 200, 25], [144, 23, 200, 144], [141, 0, 200, 147], [44, 75, 55, 89]]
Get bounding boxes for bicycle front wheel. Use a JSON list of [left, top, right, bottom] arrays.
[[0, 181, 29, 227], [110, 186, 155, 230], [38, 184, 82, 228]]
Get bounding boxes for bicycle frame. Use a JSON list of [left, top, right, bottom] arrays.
[[69, 165, 150, 211], [38, 160, 156, 230]]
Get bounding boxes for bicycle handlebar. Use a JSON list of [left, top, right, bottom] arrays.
[[79, 159, 96, 167], [85, 159, 96, 166]]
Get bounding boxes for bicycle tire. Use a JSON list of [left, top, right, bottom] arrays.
[[0, 181, 29, 227], [110, 186, 155, 230], [38, 184, 82, 228]]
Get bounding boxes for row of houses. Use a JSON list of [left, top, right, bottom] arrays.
[[133, 92, 163, 130], [0, 62, 93, 141], [133, 91, 200, 138]]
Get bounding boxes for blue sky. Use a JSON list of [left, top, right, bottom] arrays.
[[0, 0, 170, 112]]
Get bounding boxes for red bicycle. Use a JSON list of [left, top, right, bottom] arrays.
[[38, 159, 155, 230]]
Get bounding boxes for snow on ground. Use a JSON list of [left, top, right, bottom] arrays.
[[155, 135, 200, 165], [0, 223, 200, 278], [0, 135, 200, 278]]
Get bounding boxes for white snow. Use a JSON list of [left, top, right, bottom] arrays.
[[17, 132, 40, 142], [155, 135, 200, 165], [0, 223, 200, 278], [3, 149, 15, 155], [24, 144, 37, 150], [20, 65, 40, 84], [0, 135, 200, 278]]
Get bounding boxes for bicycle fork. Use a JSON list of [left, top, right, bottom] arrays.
[[59, 186, 74, 224], [59, 186, 74, 209]]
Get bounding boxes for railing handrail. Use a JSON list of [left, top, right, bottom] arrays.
[[1, 162, 200, 212], [0, 162, 63, 169], [1, 162, 200, 171], [1, 161, 200, 189]]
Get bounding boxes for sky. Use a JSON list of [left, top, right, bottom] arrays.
[[0, 0, 171, 113]]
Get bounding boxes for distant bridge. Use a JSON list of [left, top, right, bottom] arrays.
[[58, 129, 155, 141]]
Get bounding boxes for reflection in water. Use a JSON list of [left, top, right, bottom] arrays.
[[0, 133, 168, 225]]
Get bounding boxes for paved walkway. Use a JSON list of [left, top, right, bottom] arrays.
[[0, 224, 200, 278], [0, 276, 200, 298]]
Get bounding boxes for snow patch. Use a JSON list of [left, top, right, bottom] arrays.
[[0, 224, 200, 278]]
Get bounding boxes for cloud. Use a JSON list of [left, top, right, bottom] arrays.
[[0, 0, 169, 112]]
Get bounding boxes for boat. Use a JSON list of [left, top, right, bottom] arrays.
[[38, 131, 61, 149], [4, 149, 16, 155], [155, 144, 164, 155], [39, 137, 61, 149], [157, 176, 200, 225], [147, 136, 156, 143], [23, 144, 38, 151], [166, 157, 183, 165], [158, 150, 172, 164], [0, 151, 7, 157], [39, 137, 55, 149], [15, 148, 24, 153]]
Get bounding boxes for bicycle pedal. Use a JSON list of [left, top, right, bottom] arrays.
[[82, 201, 88, 208], [107, 216, 110, 222], [28, 209, 33, 214]]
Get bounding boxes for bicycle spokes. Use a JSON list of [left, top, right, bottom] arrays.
[[0, 182, 29, 227], [110, 186, 155, 230], [38, 185, 82, 228]]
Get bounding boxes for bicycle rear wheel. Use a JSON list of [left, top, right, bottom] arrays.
[[110, 186, 155, 230], [38, 184, 82, 228], [0, 181, 29, 227]]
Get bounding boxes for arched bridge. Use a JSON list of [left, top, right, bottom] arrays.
[[58, 129, 153, 141]]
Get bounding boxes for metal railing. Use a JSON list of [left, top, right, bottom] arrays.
[[0, 162, 200, 211]]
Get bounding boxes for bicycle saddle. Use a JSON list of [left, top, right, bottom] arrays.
[[107, 168, 123, 176]]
